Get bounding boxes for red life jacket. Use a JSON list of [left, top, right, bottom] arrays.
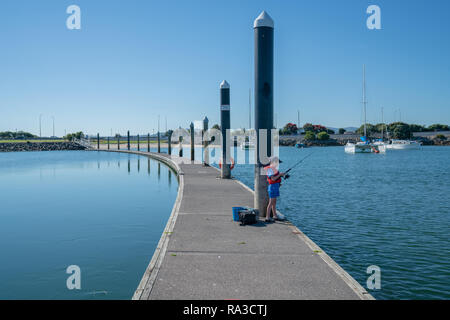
[[264, 166, 281, 184]]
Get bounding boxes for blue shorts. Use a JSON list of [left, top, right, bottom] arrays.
[[268, 183, 280, 199]]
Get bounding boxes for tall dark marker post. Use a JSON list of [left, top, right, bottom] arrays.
[[107, 136, 110, 150], [127, 131, 130, 150], [179, 135, 183, 157], [137, 134, 140, 151], [168, 132, 172, 155], [190, 122, 195, 161], [157, 131, 161, 153], [158, 115, 161, 153], [203, 116, 209, 166], [117, 134, 120, 150], [220, 80, 231, 179], [97, 133, 100, 150], [147, 133, 150, 152], [254, 11, 274, 216]]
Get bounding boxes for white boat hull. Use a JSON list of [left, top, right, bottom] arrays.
[[386, 140, 421, 150], [345, 143, 372, 153], [345, 142, 386, 154]]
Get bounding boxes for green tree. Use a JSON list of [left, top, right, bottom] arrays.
[[338, 128, 346, 134], [64, 131, 84, 141], [303, 123, 314, 132], [428, 124, 449, 131], [280, 123, 298, 135], [409, 124, 426, 132], [390, 123, 411, 139], [317, 131, 330, 140], [356, 124, 376, 136], [0, 131, 36, 139], [304, 131, 316, 141], [212, 124, 221, 130]]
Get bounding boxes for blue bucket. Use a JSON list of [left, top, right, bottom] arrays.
[[232, 207, 245, 222]]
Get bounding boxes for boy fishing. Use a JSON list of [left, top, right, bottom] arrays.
[[264, 156, 285, 223]]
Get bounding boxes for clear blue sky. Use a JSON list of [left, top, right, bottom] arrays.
[[1, 0, 449, 136]]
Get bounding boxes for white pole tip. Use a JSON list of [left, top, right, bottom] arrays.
[[220, 80, 230, 89], [254, 11, 274, 29]]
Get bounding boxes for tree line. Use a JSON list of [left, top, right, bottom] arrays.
[[279, 122, 449, 140], [0, 131, 36, 139], [356, 123, 449, 139]]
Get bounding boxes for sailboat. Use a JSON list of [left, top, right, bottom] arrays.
[[345, 66, 386, 154], [373, 107, 388, 150]]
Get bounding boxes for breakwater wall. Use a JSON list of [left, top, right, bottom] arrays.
[[0, 142, 86, 152]]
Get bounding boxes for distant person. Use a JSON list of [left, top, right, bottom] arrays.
[[264, 156, 285, 223]]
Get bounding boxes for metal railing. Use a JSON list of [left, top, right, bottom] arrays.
[[73, 138, 93, 149]]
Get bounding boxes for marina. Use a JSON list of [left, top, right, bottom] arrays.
[[1, 0, 449, 306]]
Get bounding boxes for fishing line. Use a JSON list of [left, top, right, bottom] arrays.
[[283, 152, 314, 180]]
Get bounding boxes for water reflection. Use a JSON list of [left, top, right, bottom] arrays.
[[0, 150, 178, 299], [157, 162, 161, 181]]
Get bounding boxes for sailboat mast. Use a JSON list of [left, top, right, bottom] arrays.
[[381, 107, 384, 140], [248, 88, 252, 129], [363, 65, 367, 138]]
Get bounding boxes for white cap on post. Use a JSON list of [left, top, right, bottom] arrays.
[[253, 11, 274, 29], [220, 80, 230, 89]]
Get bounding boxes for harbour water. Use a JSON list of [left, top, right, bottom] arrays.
[[229, 146, 450, 300], [0, 151, 177, 299], [1, 146, 449, 300]]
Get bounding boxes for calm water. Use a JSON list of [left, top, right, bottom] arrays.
[[228, 146, 450, 300], [0, 151, 178, 299]]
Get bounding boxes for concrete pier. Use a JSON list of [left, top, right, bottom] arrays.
[[100, 148, 373, 300]]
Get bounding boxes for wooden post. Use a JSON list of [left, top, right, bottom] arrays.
[[157, 131, 161, 153], [97, 133, 100, 150], [203, 116, 209, 166], [137, 134, 140, 151], [179, 136, 183, 157], [107, 137, 110, 150], [168, 132, 172, 155], [117, 134, 120, 150], [127, 131, 130, 150], [190, 122, 195, 161]]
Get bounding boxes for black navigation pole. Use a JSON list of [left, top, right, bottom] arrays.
[[254, 11, 274, 216], [190, 122, 195, 161], [220, 80, 231, 179], [203, 116, 209, 166]]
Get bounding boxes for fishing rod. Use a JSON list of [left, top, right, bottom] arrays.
[[283, 152, 314, 180]]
